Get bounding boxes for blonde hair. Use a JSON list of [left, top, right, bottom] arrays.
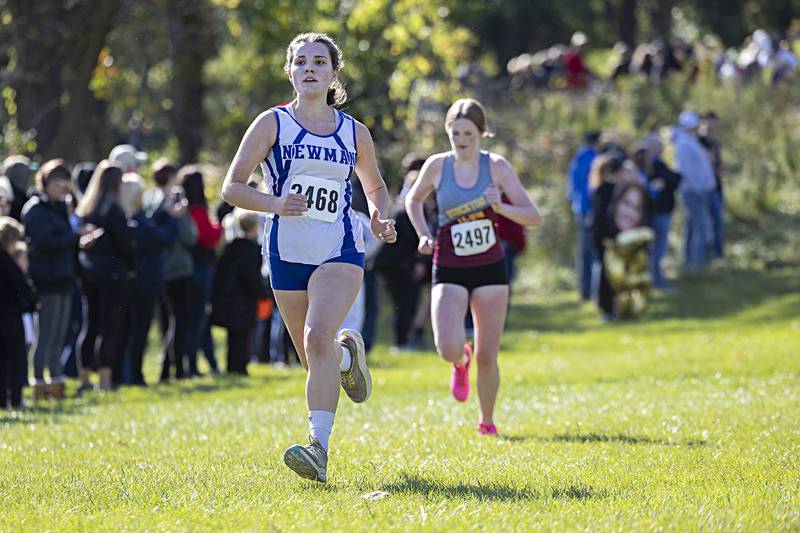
[[0, 215, 23, 251], [12, 240, 27, 262], [284, 32, 347, 106], [445, 98, 493, 137], [235, 209, 260, 235], [589, 153, 625, 190], [35, 159, 70, 191], [119, 173, 144, 218], [76, 160, 124, 218]]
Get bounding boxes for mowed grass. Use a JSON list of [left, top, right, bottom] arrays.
[[1, 267, 799, 531]]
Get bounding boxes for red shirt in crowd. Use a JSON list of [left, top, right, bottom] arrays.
[[189, 205, 221, 250]]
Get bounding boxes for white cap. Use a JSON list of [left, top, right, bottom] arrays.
[[0, 175, 13, 201], [678, 110, 700, 130], [571, 31, 588, 47], [109, 144, 148, 169]]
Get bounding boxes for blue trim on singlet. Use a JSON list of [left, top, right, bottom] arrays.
[[275, 105, 345, 138], [264, 159, 278, 192], [331, 113, 356, 255], [269, 108, 291, 261], [292, 129, 308, 144]]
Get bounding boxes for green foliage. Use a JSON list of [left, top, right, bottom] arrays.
[[0, 269, 798, 530], [204, 0, 474, 180], [0, 86, 36, 155]]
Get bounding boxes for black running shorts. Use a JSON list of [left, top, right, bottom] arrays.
[[432, 258, 509, 292]]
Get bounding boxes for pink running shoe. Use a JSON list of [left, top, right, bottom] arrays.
[[451, 342, 471, 402], [478, 423, 498, 436]]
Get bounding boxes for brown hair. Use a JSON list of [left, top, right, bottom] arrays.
[[35, 159, 70, 191], [445, 98, 493, 137], [152, 158, 177, 187], [284, 32, 347, 106]]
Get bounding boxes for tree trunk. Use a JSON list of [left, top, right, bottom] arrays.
[[7, 0, 123, 161], [618, 0, 638, 45], [167, 0, 213, 166]]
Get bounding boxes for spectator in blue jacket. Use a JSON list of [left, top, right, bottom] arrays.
[[21, 160, 79, 401], [566, 131, 600, 300], [120, 174, 179, 386]]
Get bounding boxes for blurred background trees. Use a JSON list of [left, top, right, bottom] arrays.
[[1, 0, 799, 276], [2, 0, 797, 163]]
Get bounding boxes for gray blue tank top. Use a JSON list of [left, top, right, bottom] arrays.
[[434, 151, 504, 267]]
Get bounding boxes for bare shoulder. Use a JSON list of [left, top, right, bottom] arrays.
[[488, 152, 518, 179], [352, 118, 373, 142], [488, 151, 513, 170], [252, 109, 278, 133], [422, 152, 449, 173]]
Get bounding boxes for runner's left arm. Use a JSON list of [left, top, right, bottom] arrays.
[[354, 121, 396, 243], [487, 155, 542, 227]]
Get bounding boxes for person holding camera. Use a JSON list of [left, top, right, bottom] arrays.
[[145, 159, 197, 381]]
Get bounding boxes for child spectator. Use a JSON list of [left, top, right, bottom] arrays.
[[0, 216, 38, 409], [210, 210, 269, 375]]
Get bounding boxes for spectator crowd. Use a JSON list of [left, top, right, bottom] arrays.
[[567, 109, 724, 320]]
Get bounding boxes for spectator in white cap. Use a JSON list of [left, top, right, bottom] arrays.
[[564, 31, 590, 89], [673, 110, 716, 271], [0, 176, 13, 217], [109, 144, 148, 173]]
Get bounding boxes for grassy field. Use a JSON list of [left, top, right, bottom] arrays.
[[1, 267, 798, 531]]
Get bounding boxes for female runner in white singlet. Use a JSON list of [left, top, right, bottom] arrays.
[[405, 99, 541, 436], [221, 33, 396, 482]]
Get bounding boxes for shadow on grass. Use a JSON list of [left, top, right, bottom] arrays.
[[131, 372, 292, 401], [501, 432, 706, 448], [508, 268, 799, 334], [1, 372, 293, 423], [0, 393, 105, 424], [380, 473, 608, 502]]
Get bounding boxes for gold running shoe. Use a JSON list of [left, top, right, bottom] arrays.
[[338, 328, 372, 403], [283, 435, 328, 482]]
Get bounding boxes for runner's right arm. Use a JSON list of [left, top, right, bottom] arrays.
[[404, 155, 443, 254], [221, 111, 308, 217]]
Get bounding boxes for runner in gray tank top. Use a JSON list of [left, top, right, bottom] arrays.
[[406, 98, 542, 436]]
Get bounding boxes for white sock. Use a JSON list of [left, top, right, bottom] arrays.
[[309, 410, 335, 453], [339, 344, 352, 372]]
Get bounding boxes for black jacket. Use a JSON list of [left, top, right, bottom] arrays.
[[78, 203, 137, 281], [591, 181, 617, 252], [21, 193, 79, 293], [210, 238, 270, 330], [0, 250, 38, 315], [647, 158, 682, 214]]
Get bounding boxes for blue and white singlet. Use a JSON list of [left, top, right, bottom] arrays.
[[260, 105, 365, 265]]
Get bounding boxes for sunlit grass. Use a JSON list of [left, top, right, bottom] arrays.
[[1, 267, 798, 531]]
